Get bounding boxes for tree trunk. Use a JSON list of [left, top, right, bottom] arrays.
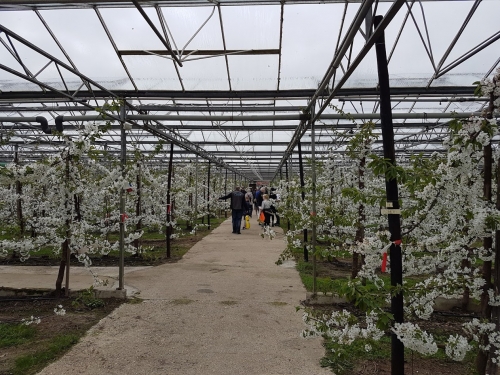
[[16, 180, 24, 235], [55, 238, 69, 296], [56, 156, 71, 297], [461, 257, 471, 311]]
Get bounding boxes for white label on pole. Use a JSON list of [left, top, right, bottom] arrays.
[[386, 202, 393, 208], [381, 208, 401, 215]]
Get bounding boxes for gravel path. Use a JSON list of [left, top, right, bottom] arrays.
[[38, 219, 331, 375]]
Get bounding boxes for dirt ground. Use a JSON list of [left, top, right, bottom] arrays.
[[349, 359, 471, 375], [0, 297, 124, 375]]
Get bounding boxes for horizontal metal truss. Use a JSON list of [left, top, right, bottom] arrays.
[[0, 87, 476, 102], [0, 0, 497, 182], [0, 0, 452, 11]]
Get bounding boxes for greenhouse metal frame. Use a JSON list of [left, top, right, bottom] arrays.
[[0, 0, 498, 181]]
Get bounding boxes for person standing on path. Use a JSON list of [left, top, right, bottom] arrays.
[[219, 186, 246, 234], [255, 187, 265, 218], [245, 188, 254, 218], [261, 193, 273, 227], [254, 186, 262, 216]]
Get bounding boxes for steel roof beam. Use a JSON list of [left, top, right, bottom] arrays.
[[119, 49, 279, 56], [0, 121, 464, 131], [0, 86, 476, 101], [0, 1, 449, 11], [130, 0, 183, 67]]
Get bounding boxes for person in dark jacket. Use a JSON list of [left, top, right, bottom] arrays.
[[219, 186, 246, 234], [269, 188, 281, 226]]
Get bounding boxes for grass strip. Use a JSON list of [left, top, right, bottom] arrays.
[[13, 334, 80, 375], [0, 323, 36, 348]]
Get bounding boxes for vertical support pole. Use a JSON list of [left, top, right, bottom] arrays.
[[285, 161, 290, 231], [14, 144, 24, 235], [166, 143, 174, 258], [298, 142, 309, 262], [374, 15, 404, 375], [134, 161, 142, 251], [207, 160, 211, 230], [118, 104, 126, 291], [64, 156, 70, 297], [224, 168, 228, 218], [188, 161, 193, 230], [492, 156, 500, 375], [194, 155, 199, 233], [310, 112, 317, 296]]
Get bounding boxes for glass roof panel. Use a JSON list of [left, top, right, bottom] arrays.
[[280, 3, 345, 90], [179, 55, 229, 90], [432, 41, 500, 86], [340, 48, 379, 88], [99, 7, 166, 50], [0, 43, 34, 84], [228, 55, 279, 90], [37, 9, 127, 80], [220, 5, 281, 50], [441, 1, 499, 67], [160, 6, 224, 51], [449, 101, 485, 113], [0, 10, 69, 67], [417, 1, 476, 61], [122, 55, 182, 90]]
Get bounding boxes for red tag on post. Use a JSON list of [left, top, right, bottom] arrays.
[[381, 252, 388, 273]]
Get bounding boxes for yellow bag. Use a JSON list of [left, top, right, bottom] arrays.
[[245, 215, 250, 229]]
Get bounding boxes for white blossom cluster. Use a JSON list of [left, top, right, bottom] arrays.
[[302, 309, 384, 353], [54, 305, 66, 316], [392, 323, 438, 355], [22, 316, 41, 325]]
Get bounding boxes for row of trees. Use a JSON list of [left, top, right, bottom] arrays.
[[276, 68, 500, 373], [0, 122, 240, 294]]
